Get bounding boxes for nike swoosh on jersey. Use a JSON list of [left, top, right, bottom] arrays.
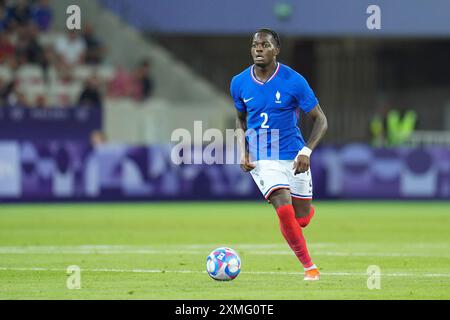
[[243, 97, 254, 103]]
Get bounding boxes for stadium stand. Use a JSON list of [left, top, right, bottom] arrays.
[[0, 0, 234, 145]]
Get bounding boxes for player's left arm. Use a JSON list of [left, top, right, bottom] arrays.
[[293, 104, 328, 174]]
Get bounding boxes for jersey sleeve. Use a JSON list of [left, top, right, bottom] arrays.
[[230, 76, 246, 113], [293, 73, 319, 113]]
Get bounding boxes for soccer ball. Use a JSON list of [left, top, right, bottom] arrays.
[[206, 247, 241, 281]]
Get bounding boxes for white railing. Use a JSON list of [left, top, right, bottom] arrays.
[[406, 130, 450, 146]]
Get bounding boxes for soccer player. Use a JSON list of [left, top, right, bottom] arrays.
[[230, 29, 328, 281]]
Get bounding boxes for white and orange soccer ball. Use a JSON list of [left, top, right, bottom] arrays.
[[206, 247, 241, 281]]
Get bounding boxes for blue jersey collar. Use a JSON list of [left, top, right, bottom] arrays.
[[250, 62, 280, 85]]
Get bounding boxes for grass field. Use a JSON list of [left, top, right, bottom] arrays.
[[0, 201, 449, 300]]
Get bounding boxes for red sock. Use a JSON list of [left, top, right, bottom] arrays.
[[276, 204, 313, 268], [296, 205, 315, 228]]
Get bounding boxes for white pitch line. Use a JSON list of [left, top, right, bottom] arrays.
[[0, 246, 448, 258], [0, 243, 448, 250], [0, 266, 449, 278]]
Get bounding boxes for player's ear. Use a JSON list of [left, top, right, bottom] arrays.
[[274, 46, 280, 57]]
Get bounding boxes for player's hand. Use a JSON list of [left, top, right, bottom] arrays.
[[293, 154, 310, 175], [240, 154, 256, 172]]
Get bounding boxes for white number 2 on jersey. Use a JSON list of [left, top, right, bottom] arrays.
[[260, 112, 270, 128]]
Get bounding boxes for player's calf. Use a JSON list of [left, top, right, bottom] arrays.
[[274, 204, 314, 269], [297, 205, 315, 228], [292, 199, 315, 228]]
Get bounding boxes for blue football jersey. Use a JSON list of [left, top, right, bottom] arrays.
[[230, 62, 319, 160]]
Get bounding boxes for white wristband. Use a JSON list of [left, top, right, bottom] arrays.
[[297, 146, 312, 158]]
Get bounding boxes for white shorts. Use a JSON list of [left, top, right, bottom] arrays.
[[250, 160, 313, 200]]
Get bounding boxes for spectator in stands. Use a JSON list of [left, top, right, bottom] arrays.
[[15, 23, 45, 66], [7, 0, 32, 29], [34, 94, 47, 108], [90, 130, 106, 146], [31, 0, 52, 32], [78, 76, 103, 108], [0, 77, 16, 106], [82, 22, 106, 65], [0, 2, 10, 32], [5, 51, 20, 72], [107, 65, 134, 98], [53, 66, 79, 108], [58, 67, 74, 85], [133, 59, 154, 101], [0, 31, 15, 64], [0, 77, 8, 106], [13, 91, 29, 107], [2, 77, 28, 108], [54, 30, 86, 66]]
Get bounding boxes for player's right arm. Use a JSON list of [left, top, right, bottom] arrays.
[[230, 76, 256, 172], [235, 110, 255, 172]]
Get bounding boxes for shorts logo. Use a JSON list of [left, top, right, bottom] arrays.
[[260, 180, 264, 187]]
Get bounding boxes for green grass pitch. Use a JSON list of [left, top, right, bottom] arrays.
[[0, 201, 449, 299]]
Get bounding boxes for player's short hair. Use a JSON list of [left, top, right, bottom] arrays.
[[254, 28, 281, 48]]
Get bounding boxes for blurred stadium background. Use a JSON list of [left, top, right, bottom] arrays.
[[0, 0, 449, 201], [0, 0, 449, 300]]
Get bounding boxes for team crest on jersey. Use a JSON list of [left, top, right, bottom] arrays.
[[275, 91, 281, 104]]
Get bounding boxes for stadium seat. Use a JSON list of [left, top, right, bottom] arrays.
[[48, 82, 83, 106], [97, 65, 116, 82], [17, 65, 44, 85], [73, 66, 94, 82], [0, 66, 12, 82], [23, 83, 47, 105], [37, 31, 60, 48]]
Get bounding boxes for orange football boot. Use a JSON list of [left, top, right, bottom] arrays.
[[304, 267, 320, 281]]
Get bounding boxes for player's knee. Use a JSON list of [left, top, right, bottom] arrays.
[[269, 189, 291, 209]]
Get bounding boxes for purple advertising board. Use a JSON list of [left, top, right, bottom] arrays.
[[100, 0, 450, 37], [0, 141, 449, 201], [0, 107, 102, 141]]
